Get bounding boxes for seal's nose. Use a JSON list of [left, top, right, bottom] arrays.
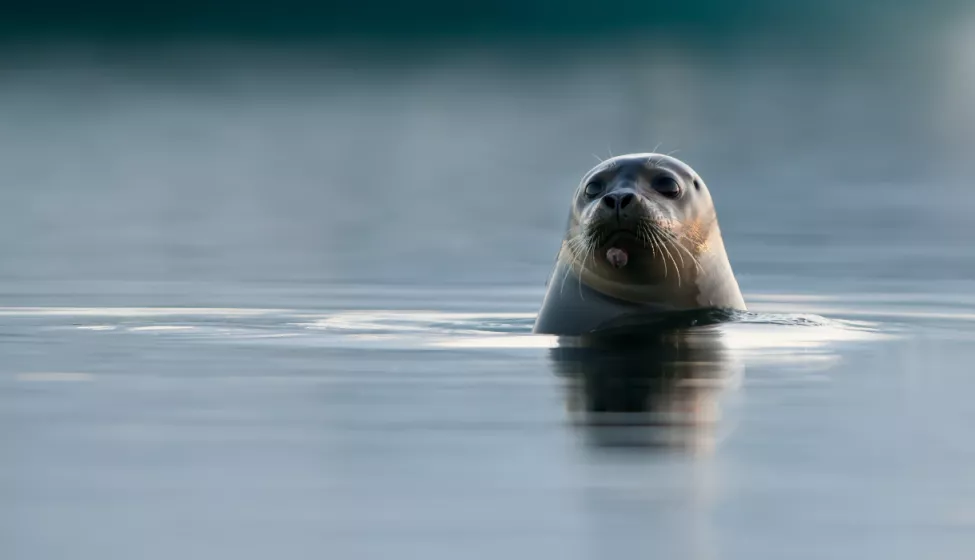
[[600, 192, 636, 210]]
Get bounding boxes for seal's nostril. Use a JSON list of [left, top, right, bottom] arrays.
[[600, 192, 635, 210]]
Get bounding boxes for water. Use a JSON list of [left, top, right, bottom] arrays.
[[4, 25, 975, 558]]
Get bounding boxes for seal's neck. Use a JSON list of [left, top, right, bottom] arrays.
[[532, 260, 676, 335]]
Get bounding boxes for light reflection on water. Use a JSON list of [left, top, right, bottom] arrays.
[[0, 289, 962, 559]]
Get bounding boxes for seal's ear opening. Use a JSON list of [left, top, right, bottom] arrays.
[[693, 179, 701, 191]]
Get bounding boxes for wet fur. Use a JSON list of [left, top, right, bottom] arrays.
[[534, 153, 746, 336]]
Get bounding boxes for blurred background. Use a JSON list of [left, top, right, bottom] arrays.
[[4, 2, 975, 559], [3, 0, 975, 304]]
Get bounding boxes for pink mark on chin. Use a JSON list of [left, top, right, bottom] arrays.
[[606, 247, 629, 268]]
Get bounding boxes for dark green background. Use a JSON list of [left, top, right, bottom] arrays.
[[0, 0, 967, 41]]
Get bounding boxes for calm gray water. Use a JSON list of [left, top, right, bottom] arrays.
[[4, 28, 975, 559]]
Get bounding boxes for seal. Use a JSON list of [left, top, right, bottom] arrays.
[[533, 153, 746, 335]]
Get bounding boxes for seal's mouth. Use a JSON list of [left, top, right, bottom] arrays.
[[599, 230, 642, 269], [606, 247, 628, 268], [598, 229, 640, 246]]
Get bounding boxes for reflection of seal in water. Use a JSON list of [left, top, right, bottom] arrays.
[[550, 325, 742, 450], [533, 153, 746, 336]]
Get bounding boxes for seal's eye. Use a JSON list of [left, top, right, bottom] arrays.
[[651, 176, 681, 198], [584, 181, 604, 198]]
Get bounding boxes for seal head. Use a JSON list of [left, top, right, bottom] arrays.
[[533, 153, 746, 335]]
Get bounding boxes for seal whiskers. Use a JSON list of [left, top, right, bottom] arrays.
[[650, 221, 704, 273], [533, 153, 746, 336]]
